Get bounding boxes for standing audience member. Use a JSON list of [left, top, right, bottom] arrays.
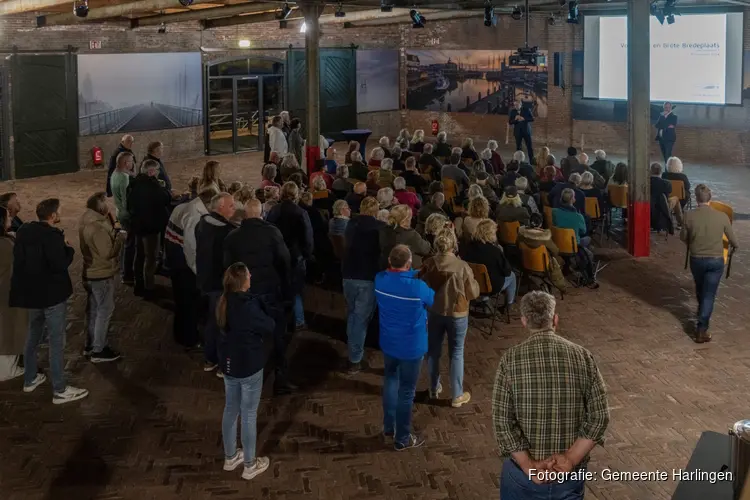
[[199, 160, 227, 193], [420, 229, 479, 408], [348, 151, 369, 181], [142, 141, 172, 192], [217, 262, 274, 480], [375, 245, 435, 450], [79, 192, 127, 363], [379, 204, 432, 270], [287, 119, 304, 165], [299, 192, 334, 274], [0, 206, 26, 381], [280, 111, 291, 137], [10, 198, 89, 404], [268, 116, 288, 156], [0, 192, 24, 233], [106, 134, 135, 197], [110, 151, 136, 284], [127, 160, 171, 297], [224, 199, 294, 395], [329, 200, 351, 236], [341, 197, 384, 374], [393, 177, 421, 217], [196, 192, 237, 373], [345, 182, 367, 213], [680, 184, 739, 343], [492, 291, 609, 499]]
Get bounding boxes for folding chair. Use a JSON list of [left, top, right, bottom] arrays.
[[710, 200, 734, 224], [669, 179, 691, 210], [466, 262, 510, 335], [607, 184, 628, 233], [518, 242, 562, 299], [313, 190, 329, 200], [585, 197, 606, 244], [443, 178, 464, 215], [497, 220, 520, 247]]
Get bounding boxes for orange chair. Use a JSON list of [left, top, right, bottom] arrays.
[[466, 262, 510, 332], [442, 178, 464, 214], [519, 242, 562, 299], [710, 200, 734, 224], [313, 190, 329, 200], [543, 205, 553, 229], [497, 220, 520, 246], [585, 197, 606, 243], [551, 226, 578, 258], [669, 180, 691, 209], [607, 184, 628, 230]]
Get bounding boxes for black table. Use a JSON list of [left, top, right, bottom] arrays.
[[671, 431, 735, 500], [341, 129, 372, 158]]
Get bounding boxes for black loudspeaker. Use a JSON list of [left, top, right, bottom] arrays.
[[553, 52, 564, 87]]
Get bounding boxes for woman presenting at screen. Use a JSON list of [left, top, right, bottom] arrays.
[[655, 102, 677, 163]]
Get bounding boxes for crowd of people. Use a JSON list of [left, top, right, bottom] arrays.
[[0, 117, 738, 495]]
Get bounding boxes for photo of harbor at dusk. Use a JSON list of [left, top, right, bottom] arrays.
[[405, 49, 548, 117]]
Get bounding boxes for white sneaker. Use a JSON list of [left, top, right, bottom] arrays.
[[223, 450, 244, 471], [216, 371, 224, 379], [429, 382, 443, 400], [23, 373, 47, 393], [242, 457, 270, 480], [52, 386, 89, 405]]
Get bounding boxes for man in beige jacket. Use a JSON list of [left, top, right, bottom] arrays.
[[79, 192, 126, 363]]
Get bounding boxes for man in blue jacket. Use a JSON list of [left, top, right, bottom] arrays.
[[375, 244, 435, 451]]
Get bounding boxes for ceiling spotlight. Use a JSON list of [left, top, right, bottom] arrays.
[[178, 0, 193, 6], [567, 0, 579, 24], [277, 3, 292, 20], [158, 22, 167, 33], [547, 14, 555, 25], [335, 2, 346, 17], [511, 6, 522, 20], [380, 0, 392, 12], [410, 9, 426, 28], [238, 39, 250, 48], [73, 0, 88, 18], [484, 2, 496, 27], [300, 21, 307, 33]]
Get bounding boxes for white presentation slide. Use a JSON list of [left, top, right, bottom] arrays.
[[584, 13, 742, 105]]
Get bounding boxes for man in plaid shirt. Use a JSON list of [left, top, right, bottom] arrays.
[[492, 291, 609, 499]]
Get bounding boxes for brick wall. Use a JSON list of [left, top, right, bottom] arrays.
[[1, 10, 747, 169]]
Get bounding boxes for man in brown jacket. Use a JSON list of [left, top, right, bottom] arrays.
[[420, 228, 480, 408], [680, 184, 739, 343], [79, 192, 126, 362]]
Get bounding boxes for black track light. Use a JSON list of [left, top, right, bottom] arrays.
[[410, 9, 426, 28], [73, 0, 88, 18], [335, 3, 345, 17], [511, 6, 522, 20], [547, 14, 555, 25]]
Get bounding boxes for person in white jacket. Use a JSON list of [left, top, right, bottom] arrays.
[[268, 116, 288, 156]]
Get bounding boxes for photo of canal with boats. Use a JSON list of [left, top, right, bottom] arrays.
[[405, 50, 548, 117]]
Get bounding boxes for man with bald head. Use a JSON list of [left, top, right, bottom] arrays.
[[196, 192, 238, 373], [106, 135, 135, 197]]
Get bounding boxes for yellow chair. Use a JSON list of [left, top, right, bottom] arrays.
[[313, 190, 329, 200], [519, 242, 562, 299], [498, 220, 520, 246], [466, 262, 510, 330], [551, 226, 578, 258], [710, 200, 734, 224], [608, 184, 628, 209], [443, 178, 458, 203], [585, 197, 606, 243], [543, 205, 553, 229], [669, 180, 691, 209]]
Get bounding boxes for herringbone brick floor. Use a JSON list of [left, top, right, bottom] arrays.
[[0, 148, 748, 500]]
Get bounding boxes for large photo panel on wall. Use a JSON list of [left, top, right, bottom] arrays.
[[405, 49, 548, 117], [78, 52, 203, 136], [356, 49, 399, 113]]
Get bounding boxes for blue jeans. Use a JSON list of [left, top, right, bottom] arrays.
[[500, 459, 585, 500], [501, 273, 517, 304], [427, 314, 469, 399], [690, 257, 724, 330], [84, 278, 115, 353], [342, 279, 376, 363], [24, 301, 67, 393], [203, 291, 222, 365], [382, 354, 422, 446], [222, 370, 263, 465]]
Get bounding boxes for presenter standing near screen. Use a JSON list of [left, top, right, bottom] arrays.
[[509, 100, 535, 165], [655, 102, 677, 163]]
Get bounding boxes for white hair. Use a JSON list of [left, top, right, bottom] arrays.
[[451, 147, 462, 155], [391, 145, 402, 157], [377, 187, 394, 208], [581, 171, 594, 186], [461, 137, 474, 149], [513, 150, 525, 162], [666, 156, 683, 173], [312, 176, 327, 191], [569, 173, 582, 186], [594, 149, 606, 160], [376, 209, 390, 222], [480, 148, 492, 161], [424, 143, 434, 154], [521, 291, 556, 330], [487, 140, 498, 151], [351, 151, 362, 162], [413, 129, 425, 142], [578, 153, 589, 164], [381, 158, 394, 171], [437, 131, 447, 143], [393, 176, 406, 190], [370, 147, 385, 161], [379, 136, 390, 147], [515, 176, 528, 192], [468, 184, 483, 200], [210, 192, 233, 211]]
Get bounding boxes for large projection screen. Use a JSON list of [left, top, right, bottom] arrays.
[[583, 12, 743, 104]]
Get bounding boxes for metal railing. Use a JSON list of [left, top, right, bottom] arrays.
[[154, 103, 202, 128], [79, 105, 141, 136]]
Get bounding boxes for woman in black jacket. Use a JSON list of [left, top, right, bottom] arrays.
[[460, 219, 517, 309], [217, 263, 275, 481]]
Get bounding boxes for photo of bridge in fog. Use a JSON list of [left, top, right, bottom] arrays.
[[78, 52, 203, 136]]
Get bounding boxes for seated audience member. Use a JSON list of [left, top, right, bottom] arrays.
[[396, 128, 411, 146], [377, 187, 396, 210], [461, 138, 479, 162], [349, 151, 369, 182], [261, 164, 280, 188], [492, 291, 609, 499], [390, 146, 405, 172], [501, 160, 522, 188], [536, 146, 550, 176], [310, 160, 334, 190], [378, 136, 392, 158], [378, 158, 396, 188], [546, 154, 565, 181], [332, 164, 354, 197], [340, 196, 384, 373], [411, 129, 426, 153], [288, 172, 306, 192], [591, 150, 615, 181], [608, 162, 629, 186], [379, 204, 432, 269], [0, 192, 23, 233], [577, 152, 589, 171], [663, 156, 691, 208], [581, 161, 607, 189], [344, 141, 359, 164], [538, 165, 558, 194], [518, 213, 567, 292], [458, 195, 490, 240], [366, 170, 381, 197], [441, 153, 471, 193], [560, 146, 581, 179], [398, 143, 412, 162], [461, 219, 516, 308], [199, 160, 227, 193], [418, 143, 443, 179], [650, 162, 683, 230], [420, 228, 479, 408], [346, 182, 367, 213], [423, 212, 451, 246], [324, 147, 338, 175], [496, 186, 531, 226], [479, 149, 494, 176], [402, 157, 429, 193], [487, 140, 505, 175], [512, 150, 537, 185], [553, 188, 597, 285], [227, 182, 243, 196], [280, 154, 304, 181], [434, 131, 452, 158], [329, 199, 351, 236], [580, 171, 604, 207], [515, 177, 539, 215], [311, 176, 334, 215], [417, 192, 447, 233], [368, 147, 385, 170], [376, 209, 390, 223], [233, 186, 255, 206], [549, 173, 586, 214], [476, 172, 499, 206], [375, 244, 435, 450], [394, 177, 421, 217]]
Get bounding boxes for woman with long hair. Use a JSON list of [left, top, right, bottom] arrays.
[[609, 162, 629, 186], [199, 160, 226, 193], [0, 206, 27, 381], [536, 146, 550, 175], [217, 263, 275, 480], [378, 204, 431, 269]]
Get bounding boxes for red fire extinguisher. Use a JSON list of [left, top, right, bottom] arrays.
[[91, 146, 103, 167], [431, 119, 439, 136]]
